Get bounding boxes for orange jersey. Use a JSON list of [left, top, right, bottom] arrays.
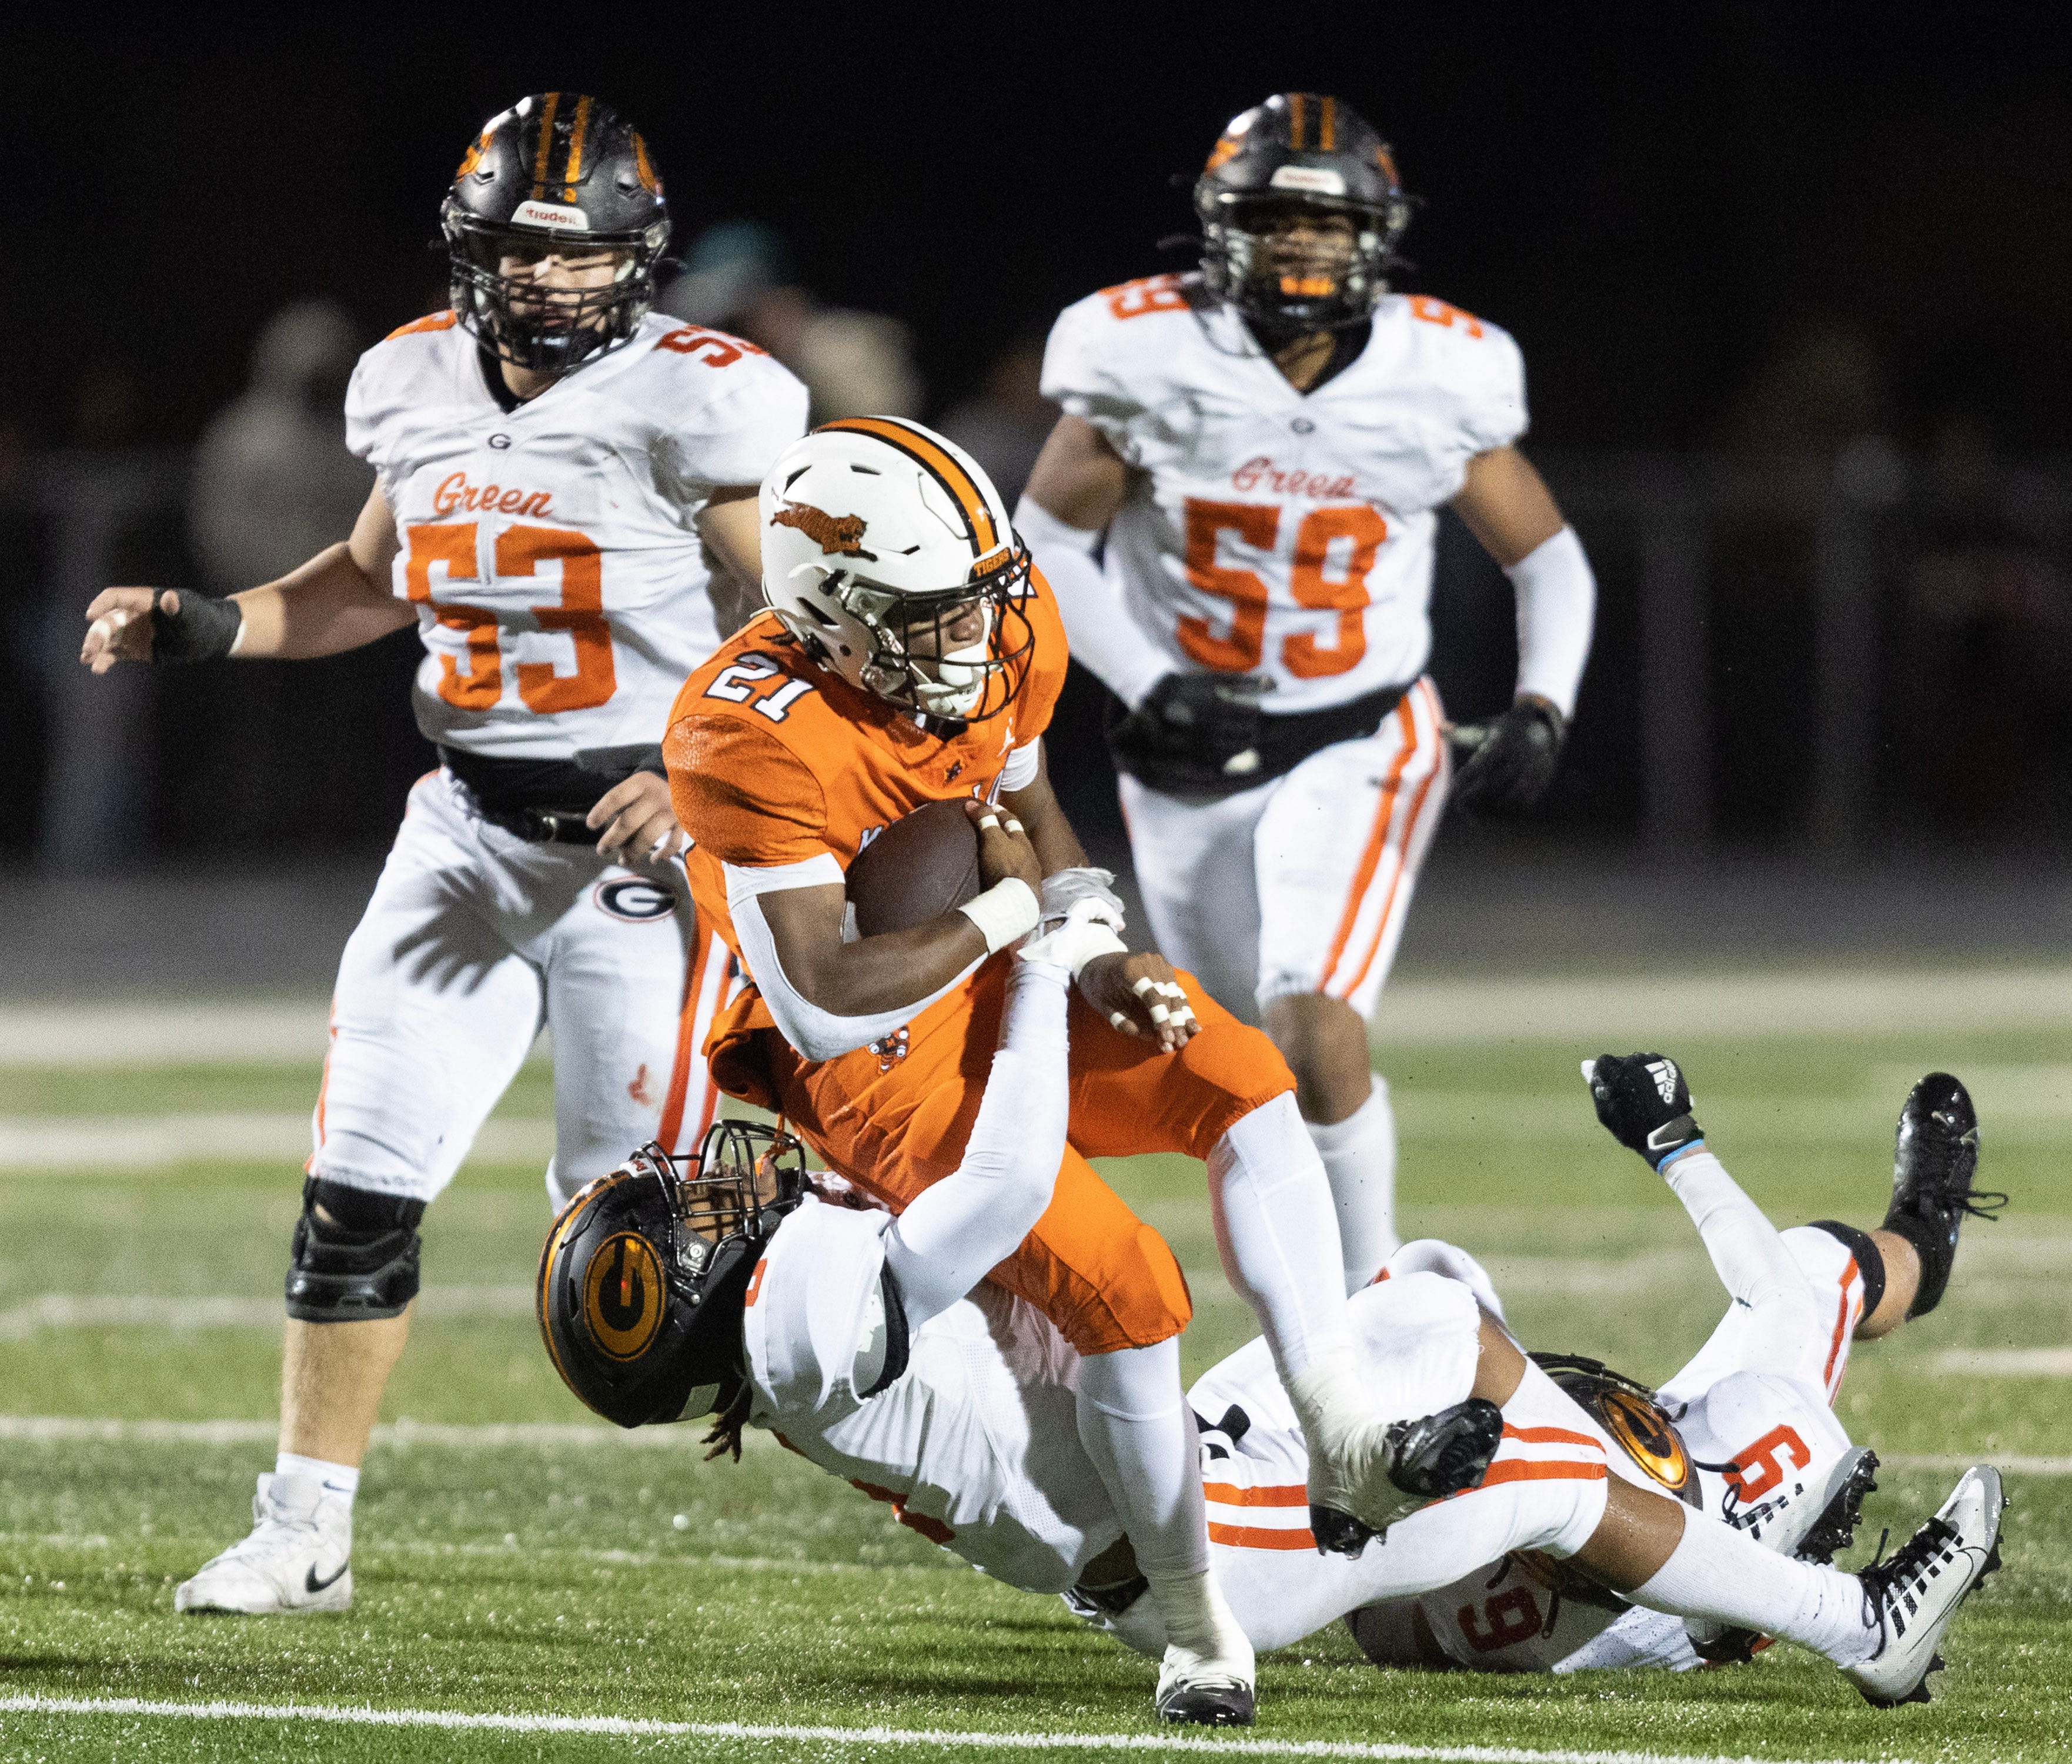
[[664, 577, 1070, 970]]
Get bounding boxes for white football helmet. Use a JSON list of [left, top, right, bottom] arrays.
[[759, 417, 1034, 721]]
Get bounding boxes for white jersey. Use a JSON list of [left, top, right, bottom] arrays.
[[347, 310, 808, 759], [1395, 1224, 1867, 1675], [741, 1194, 1121, 1593], [1041, 273, 1525, 713]]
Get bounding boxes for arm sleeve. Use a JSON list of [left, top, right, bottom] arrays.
[[1508, 526, 1596, 717], [997, 736, 1042, 794], [1659, 1148, 1823, 1375], [1016, 498, 1170, 710], [880, 960, 1072, 1329], [725, 863, 986, 1063]]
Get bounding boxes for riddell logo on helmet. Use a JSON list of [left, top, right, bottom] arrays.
[[1269, 165, 1347, 196], [512, 199, 590, 230], [1232, 457, 1356, 498], [772, 502, 875, 559]]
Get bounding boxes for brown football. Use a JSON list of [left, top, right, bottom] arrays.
[[846, 799, 984, 937]]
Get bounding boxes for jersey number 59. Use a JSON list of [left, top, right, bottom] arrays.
[[1178, 499, 1388, 678], [403, 523, 615, 713]]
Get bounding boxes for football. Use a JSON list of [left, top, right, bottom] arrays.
[[845, 798, 984, 936]]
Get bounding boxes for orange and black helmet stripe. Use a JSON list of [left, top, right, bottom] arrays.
[[562, 93, 592, 201], [821, 416, 1002, 559], [1287, 92, 1306, 150], [1319, 95, 1336, 151], [528, 92, 562, 198]]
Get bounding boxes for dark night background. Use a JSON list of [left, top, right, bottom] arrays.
[[6, 3, 2072, 864]]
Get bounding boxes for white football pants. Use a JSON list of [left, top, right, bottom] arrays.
[[308, 770, 738, 1209], [1120, 678, 1450, 1023]]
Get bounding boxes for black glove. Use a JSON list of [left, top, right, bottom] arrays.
[[1108, 672, 1273, 795], [1448, 697, 1566, 816], [1584, 1052, 1705, 1169]]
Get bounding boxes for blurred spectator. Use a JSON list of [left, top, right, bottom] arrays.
[[935, 336, 1057, 508], [1898, 413, 2072, 836], [660, 221, 922, 424], [189, 299, 369, 590]]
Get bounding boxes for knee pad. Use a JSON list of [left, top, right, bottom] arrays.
[[1807, 1220, 1887, 1321], [286, 1177, 426, 1322]]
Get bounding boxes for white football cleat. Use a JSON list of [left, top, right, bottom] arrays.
[[1847, 1464, 2004, 1707], [174, 1472, 354, 1615]]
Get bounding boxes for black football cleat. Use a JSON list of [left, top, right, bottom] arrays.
[[1885, 1074, 2003, 1318], [1386, 1396, 1506, 1501], [1799, 1448, 1881, 1567], [1154, 1675, 1256, 1726]]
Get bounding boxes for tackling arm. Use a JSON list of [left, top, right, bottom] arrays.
[[879, 957, 1073, 1328], [81, 485, 413, 670]]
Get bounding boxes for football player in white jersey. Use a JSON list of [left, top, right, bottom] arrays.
[[1348, 1056, 2004, 1683], [542, 1007, 2004, 1714], [1018, 93, 1598, 1285], [79, 93, 808, 1614]]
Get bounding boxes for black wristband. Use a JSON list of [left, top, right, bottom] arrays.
[[150, 590, 243, 664]]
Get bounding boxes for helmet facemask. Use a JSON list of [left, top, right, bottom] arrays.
[[1200, 193, 1399, 336], [788, 546, 1036, 724], [443, 207, 669, 374]]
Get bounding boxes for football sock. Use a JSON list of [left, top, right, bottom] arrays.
[[1633, 1508, 1877, 1667], [1304, 1075, 1399, 1292], [1207, 1091, 1356, 1379], [1076, 1344, 1248, 1671], [276, 1453, 359, 1507]]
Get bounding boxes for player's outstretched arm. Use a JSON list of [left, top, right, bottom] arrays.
[[881, 951, 1075, 1328], [81, 485, 412, 671], [1584, 1053, 1820, 1362], [1446, 446, 1595, 815]]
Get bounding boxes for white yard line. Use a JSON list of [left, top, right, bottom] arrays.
[[0, 1695, 1917, 1763]]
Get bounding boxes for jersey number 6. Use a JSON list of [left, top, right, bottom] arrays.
[[1178, 498, 1388, 679], [403, 522, 617, 713]]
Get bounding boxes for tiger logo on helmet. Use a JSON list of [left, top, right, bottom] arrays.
[[758, 418, 1035, 723]]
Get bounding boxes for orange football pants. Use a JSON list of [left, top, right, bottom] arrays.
[[754, 958, 1296, 1356]]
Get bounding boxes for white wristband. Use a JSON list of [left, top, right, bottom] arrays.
[[958, 877, 1041, 954]]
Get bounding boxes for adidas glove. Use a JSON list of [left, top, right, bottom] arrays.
[[1448, 697, 1565, 816], [1582, 1052, 1705, 1170]]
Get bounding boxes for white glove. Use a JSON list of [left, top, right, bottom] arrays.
[[1039, 866, 1125, 935], [1017, 897, 1129, 978]]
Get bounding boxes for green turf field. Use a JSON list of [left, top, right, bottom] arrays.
[[2, 983, 2068, 1761]]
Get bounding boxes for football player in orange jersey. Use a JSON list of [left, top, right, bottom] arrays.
[[664, 416, 1507, 1724]]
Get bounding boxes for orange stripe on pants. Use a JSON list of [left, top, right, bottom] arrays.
[[1337, 692, 1447, 1000], [1316, 694, 1421, 993], [1823, 1256, 1861, 1399]]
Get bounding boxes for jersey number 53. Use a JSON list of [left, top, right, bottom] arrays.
[[1179, 499, 1388, 678], [403, 523, 614, 713]]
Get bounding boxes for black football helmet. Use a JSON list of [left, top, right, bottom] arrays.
[[442, 93, 671, 375], [537, 1124, 806, 1429], [1530, 1352, 1703, 1509], [1194, 92, 1412, 336]]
